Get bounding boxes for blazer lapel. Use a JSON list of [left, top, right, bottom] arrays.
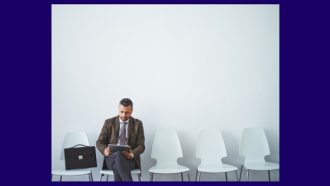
[[127, 118, 134, 143], [114, 116, 120, 144]]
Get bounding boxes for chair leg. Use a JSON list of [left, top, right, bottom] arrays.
[[51, 174, 53, 181], [187, 172, 190, 181], [235, 170, 239, 181], [181, 172, 184, 181], [247, 169, 249, 181], [239, 165, 243, 181], [100, 174, 103, 181], [150, 173, 153, 181], [199, 172, 201, 181], [225, 172, 228, 182], [106, 175, 109, 182], [268, 170, 271, 182], [60, 176, 62, 182], [138, 173, 141, 181], [195, 170, 198, 181], [90, 173, 93, 182]]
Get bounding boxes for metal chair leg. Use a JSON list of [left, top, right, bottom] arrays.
[[138, 173, 141, 181], [195, 170, 198, 181], [106, 175, 109, 182], [90, 173, 93, 182], [181, 172, 184, 181], [150, 173, 153, 181], [247, 169, 249, 181], [239, 165, 243, 181], [60, 176, 62, 182], [235, 170, 239, 181], [100, 174, 103, 181], [225, 172, 228, 182], [199, 172, 201, 181], [268, 170, 271, 182], [187, 172, 190, 181]]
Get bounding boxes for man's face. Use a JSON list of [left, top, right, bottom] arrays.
[[118, 105, 133, 121]]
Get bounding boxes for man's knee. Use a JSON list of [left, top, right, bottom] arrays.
[[112, 151, 125, 160], [112, 151, 121, 156]]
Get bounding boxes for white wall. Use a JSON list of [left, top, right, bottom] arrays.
[[52, 4, 279, 181]]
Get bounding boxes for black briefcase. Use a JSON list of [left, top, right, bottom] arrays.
[[64, 144, 97, 170]]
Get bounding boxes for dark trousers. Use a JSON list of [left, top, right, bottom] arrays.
[[105, 151, 136, 181]]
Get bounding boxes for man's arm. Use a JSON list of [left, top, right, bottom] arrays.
[[131, 122, 145, 157], [96, 120, 110, 155]]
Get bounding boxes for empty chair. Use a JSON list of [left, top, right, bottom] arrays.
[[99, 158, 142, 181], [51, 131, 93, 181], [239, 127, 279, 181], [149, 129, 190, 181], [195, 129, 238, 181]]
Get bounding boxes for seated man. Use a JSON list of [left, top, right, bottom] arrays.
[[96, 98, 145, 181]]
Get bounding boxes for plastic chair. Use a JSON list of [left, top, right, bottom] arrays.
[[99, 158, 142, 181], [239, 127, 279, 181], [148, 129, 190, 181], [51, 131, 93, 181], [195, 129, 238, 181]]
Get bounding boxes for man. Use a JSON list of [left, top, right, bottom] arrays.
[[96, 98, 145, 181]]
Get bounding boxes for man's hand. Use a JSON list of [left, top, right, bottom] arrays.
[[121, 150, 134, 159], [103, 147, 111, 156]]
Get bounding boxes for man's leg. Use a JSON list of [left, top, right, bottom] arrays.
[[105, 151, 136, 181], [105, 155, 122, 181], [112, 164, 122, 181]]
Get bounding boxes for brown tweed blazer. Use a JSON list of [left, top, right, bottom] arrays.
[[96, 116, 145, 169]]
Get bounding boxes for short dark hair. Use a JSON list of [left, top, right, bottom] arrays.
[[119, 98, 133, 107]]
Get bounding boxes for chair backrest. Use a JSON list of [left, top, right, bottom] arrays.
[[196, 129, 227, 165], [60, 131, 90, 159], [151, 129, 183, 166], [239, 127, 270, 162]]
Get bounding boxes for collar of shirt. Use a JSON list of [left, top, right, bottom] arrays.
[[119, 118, 129, 124]]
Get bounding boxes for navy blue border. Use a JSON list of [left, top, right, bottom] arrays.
[[3, 0, 325, 185]]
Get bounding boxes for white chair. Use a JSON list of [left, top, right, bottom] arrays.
[[99, 158, 142, 181], [51, 131, 93, 181], [195, 129, 238, 181], [149, 129, 190, 181], [239, 127, 279, 181]]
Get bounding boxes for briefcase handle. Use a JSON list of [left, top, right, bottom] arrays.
[[70, 144, 88, 148]]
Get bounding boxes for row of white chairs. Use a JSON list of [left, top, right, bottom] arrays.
[[52, 127, 279, 181]]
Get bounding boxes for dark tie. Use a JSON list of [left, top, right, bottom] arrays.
[[119, 122, 127, 145]]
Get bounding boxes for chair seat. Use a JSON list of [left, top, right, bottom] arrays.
[[149, 164, 189, 174], [52, 169, 91, 176], [100, 169, 141, 175], [198, 163, 238, 173], [244, 161, 279, 170]]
